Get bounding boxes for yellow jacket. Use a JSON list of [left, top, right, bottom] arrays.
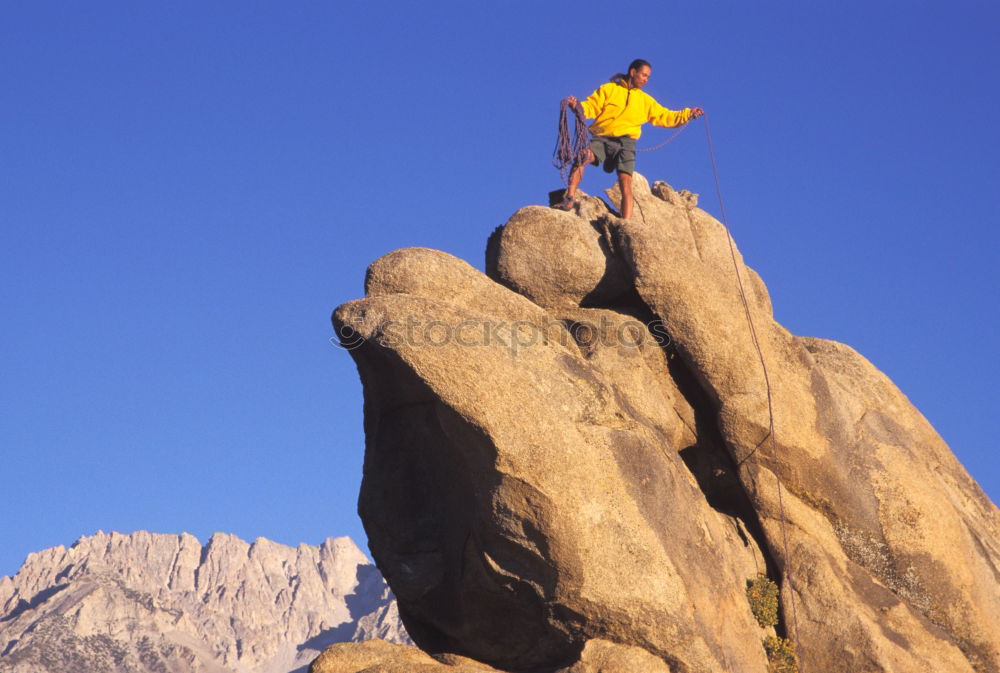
[[580, 79, 693, 139]]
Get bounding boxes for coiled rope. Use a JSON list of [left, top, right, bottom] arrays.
[[552, 100, 592, 184]]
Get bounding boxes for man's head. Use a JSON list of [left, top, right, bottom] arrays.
[[628, 59, 651, 89]]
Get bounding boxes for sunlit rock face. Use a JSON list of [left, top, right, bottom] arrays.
[[332, 174, 1000, 673]]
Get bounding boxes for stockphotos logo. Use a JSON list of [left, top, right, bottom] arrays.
[[331, 315, 671, 357]]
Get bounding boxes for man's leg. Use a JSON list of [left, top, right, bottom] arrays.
[[564, 164, 586, 200], [618, 171, 633, 219], [564, 149, 595, 200]]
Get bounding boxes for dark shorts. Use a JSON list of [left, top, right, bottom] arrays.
[[590, 135, 636, 175]]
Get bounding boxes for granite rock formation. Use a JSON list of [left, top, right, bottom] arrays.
[[309, 639, 499, 673], [330, 174, 1000, 673], [307, 638, 668, 673], [0, 531, 409, 673]]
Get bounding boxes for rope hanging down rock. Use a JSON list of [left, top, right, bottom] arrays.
[[703, 112, 803, 665], [549, 101, 803, 663]]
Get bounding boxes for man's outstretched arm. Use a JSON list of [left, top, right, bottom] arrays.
[[649, 102, 704, 127]]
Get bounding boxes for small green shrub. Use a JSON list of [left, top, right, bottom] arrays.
[[746, 575, 779, 628], [763, 636, 798, 673]]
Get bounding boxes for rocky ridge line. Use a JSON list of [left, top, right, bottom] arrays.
[[0, 531, 410, 673]]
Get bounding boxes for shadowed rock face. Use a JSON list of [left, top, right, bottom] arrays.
[[332, 175, 1000, 673]]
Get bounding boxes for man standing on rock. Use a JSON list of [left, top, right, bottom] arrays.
[[556, 59, 703, 219]]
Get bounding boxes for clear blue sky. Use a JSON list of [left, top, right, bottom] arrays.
[[2, 1, 998, 578]]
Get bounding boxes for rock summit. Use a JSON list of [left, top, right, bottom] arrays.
[[331, 175, 1000, 673]]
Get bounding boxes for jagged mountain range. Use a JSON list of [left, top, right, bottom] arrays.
[[0, 531, 409, 673]]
